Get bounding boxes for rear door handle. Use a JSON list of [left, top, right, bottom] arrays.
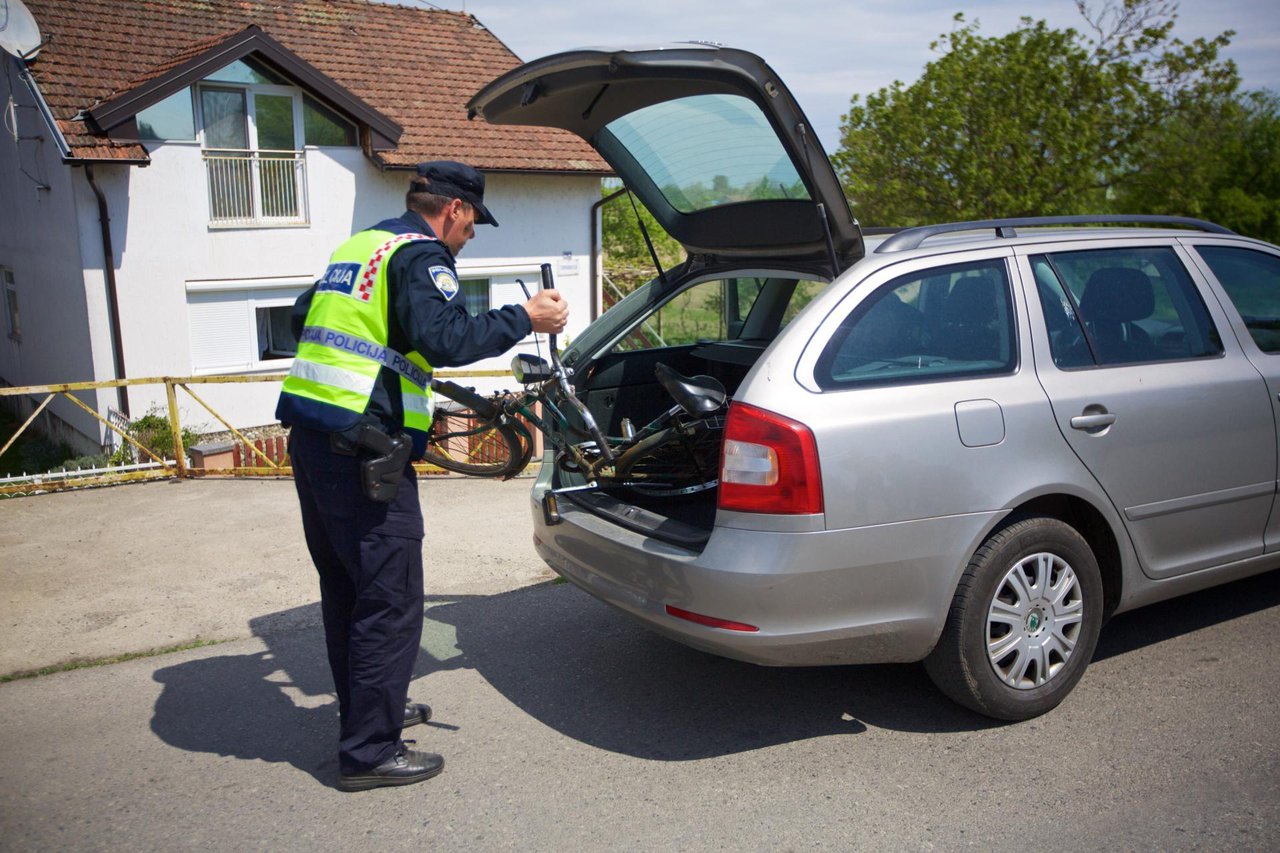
[[1070, 413, 1116, 430]]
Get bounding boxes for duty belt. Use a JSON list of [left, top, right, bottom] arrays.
[[299, 325, 432, 389]]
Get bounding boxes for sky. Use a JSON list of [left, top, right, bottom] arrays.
[[415, 0, 1280, 153]]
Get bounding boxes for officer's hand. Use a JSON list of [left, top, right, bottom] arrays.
[[524, 289, 569, 334]]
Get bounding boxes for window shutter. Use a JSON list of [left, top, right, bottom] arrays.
[[188, 290, 252, 370]]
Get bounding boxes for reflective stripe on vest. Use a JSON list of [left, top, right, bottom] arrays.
[[403, 393, 434, 416], [299, 325, 432, 389], [288, 359, 378, 396], [278, 229, 437, 438]]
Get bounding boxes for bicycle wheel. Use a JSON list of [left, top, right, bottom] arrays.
[[610, 420, 722, 496], [423, 381, 533, 479]]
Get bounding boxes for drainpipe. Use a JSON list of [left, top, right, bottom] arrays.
[[83, 164, 129, 417], [590, 187, 626, 321]]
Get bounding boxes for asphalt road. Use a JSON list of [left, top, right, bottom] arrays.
[[1, 479, 1278, 850]]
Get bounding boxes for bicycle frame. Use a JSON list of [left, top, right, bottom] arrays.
[[424, 265, 723, 487]]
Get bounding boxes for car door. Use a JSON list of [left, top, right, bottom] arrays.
[[1019, 240, 1275, 579], [1185, 239, 1280, 552]]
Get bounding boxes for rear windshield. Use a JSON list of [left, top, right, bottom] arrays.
[[602, 94, 810, 213]]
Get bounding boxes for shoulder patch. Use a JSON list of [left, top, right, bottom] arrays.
[[430, 265, 459, 300]]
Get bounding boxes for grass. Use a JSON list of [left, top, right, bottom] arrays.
[[0, 638, 231, 683]]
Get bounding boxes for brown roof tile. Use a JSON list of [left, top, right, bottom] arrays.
[[23, 0, 609, 173]]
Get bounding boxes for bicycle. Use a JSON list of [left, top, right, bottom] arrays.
[[422, 264, 727, 497]]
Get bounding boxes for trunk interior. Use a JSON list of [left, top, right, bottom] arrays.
[[554, 339, 768, 550], [547, 272, 827, 550]]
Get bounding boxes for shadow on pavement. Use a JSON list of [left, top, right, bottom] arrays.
[[149, 568, 1280, 769], [151, 625, 340, 786], [1093, 568, 1280, 661], [417, 583, 994, 755]]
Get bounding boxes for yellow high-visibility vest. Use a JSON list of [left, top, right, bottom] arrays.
[[277, 228, 435, 442]]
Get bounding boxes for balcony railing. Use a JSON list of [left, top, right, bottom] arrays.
[[202, 149, 309, 228]]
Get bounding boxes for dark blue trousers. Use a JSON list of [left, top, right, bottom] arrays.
[[288, 425, 424, 774]]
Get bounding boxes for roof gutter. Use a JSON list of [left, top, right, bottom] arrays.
[[8, 53, 71, 161], [82, 164, 130, 418]]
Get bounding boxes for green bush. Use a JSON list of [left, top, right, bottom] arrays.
[[109, 407, 201, 465], [62, 454, 112, 471]]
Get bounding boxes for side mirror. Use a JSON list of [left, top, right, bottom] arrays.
[[511, 353, 553, 384]]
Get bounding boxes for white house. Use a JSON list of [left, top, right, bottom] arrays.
[[0, 0, 608, 453]]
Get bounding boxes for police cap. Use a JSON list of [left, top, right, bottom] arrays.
[[413, 161, 499, 227]]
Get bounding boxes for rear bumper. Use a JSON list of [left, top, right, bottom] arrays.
[[530, 477, 1000, 666]]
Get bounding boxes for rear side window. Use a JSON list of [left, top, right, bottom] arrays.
[[1031, 247, 1222, 368], [815, 259, 1016, 389], [1194, 246, 1280, 353]]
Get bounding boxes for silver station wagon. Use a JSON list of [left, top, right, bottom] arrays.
[[468, 45, 1280, 720]]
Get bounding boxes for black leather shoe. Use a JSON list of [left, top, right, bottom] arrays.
[[338, 743, 444, 791], [404, 701, 432, 729]]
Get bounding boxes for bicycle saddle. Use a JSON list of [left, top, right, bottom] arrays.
[[654, 363, 727, 415]]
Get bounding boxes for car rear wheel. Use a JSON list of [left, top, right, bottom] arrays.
[[924, 517, 1103, 721]]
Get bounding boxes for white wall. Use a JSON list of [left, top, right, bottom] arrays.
[[0, 56, 107, 454], [104, 140, 601, 433]]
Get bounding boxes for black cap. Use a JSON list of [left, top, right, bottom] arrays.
[[413, 161, 498, 226]]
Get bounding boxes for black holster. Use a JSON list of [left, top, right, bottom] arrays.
[[355, 426, 411, 503]]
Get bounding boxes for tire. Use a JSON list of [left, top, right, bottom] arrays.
[[924, 516, 1104, 721], [422, 381, 531, 479], [421, 412, 529, 478]]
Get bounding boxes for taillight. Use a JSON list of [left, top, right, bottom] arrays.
[[718, 402, 823, 514]]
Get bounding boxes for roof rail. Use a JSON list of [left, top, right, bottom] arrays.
[[874, 215, 1235, 253]]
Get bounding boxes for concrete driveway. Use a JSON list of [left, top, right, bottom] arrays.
[[1, 478, 1278, 850]]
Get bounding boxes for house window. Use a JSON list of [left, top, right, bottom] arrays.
[[303, 94, 357, 146], [198, 58, 311, 228], [2, 267, 19, 341], [256, 305, 299, 359], [137, 87, 196, 141], [187, 279, 307, 372], [460, 278, 491, 316]]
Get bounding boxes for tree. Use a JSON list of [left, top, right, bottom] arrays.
[[600, 184, 685, 296], [1114, 89, 1280, 241], [833, 1, 1240, 227]]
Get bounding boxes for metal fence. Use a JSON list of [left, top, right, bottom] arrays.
[[203, 149, 308, 227], [0, 374, 292, 496], [0, 371, 535, 497]]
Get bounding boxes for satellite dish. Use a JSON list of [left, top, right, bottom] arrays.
[[0, 0, 42, 60]]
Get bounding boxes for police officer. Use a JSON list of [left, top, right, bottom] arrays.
[[277, 161, 568, 791]]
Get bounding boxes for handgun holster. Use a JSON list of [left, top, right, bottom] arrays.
[[357, 426, 411, 503]]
